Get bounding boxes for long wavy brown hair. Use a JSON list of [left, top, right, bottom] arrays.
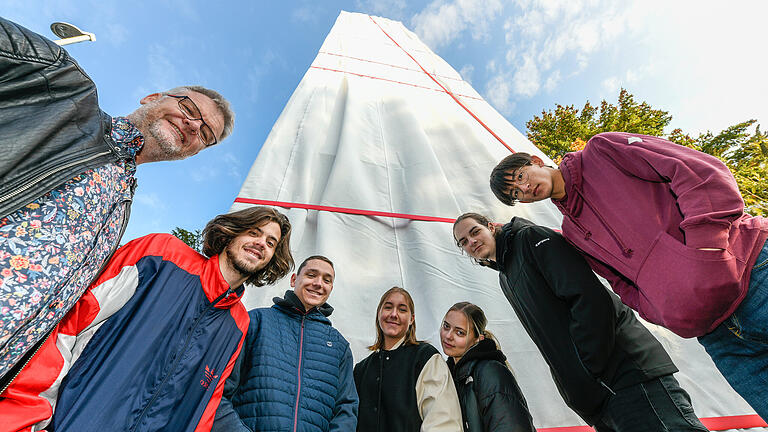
[[368, 286, 419, 351], [202, 206, 294, 286]]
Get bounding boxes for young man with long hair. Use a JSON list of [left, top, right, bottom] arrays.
[[1, 206, 293, 432]]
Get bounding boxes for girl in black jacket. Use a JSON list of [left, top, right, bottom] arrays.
[[440, 301, 535, 432]]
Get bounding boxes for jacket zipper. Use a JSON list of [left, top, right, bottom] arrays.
[[0, 189, 134, 393], [0, 330, 52, 394], [0, 150, 112, 204], [131, 286, 235, 431], [292, 315, 306, 432], [569, 340, 616, 396]]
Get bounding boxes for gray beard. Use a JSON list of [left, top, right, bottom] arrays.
[[146, 121, 183, 161]]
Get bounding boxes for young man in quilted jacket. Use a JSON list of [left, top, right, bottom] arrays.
[[213, 255, 358, 432], [490, 132, 768, 418]]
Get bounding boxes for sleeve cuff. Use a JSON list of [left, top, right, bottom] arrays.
[[684, 224, 729, 249]]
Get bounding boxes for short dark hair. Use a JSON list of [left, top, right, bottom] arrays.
[[297, 255, 334, 275], [202, 206, 294, 286], [489, 152, 533, 205]]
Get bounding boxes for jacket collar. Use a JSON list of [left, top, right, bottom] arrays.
[[204, 254, 244, 308], [495, 217, 537, 271], [447, 338, 506, 378], [378, 336, 407, 352], [273, 290, 334, 322]]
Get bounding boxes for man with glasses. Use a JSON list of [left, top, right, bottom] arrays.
[[488, 133, 768, 418], [0, 16, 235, 393]]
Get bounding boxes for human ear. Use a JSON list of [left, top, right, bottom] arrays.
[[290, 273, 297, 288], [530, 155, 545, 166], [139, 93, 162, 105]]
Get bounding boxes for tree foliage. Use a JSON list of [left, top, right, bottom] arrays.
[[526, 88, 767, 216], [171, 227, 203, 253]]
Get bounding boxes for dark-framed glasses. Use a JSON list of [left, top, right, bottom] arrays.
[[167, 94, 218, 146]]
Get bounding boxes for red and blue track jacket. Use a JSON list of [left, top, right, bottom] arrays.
[[0, 234, 249, 432]]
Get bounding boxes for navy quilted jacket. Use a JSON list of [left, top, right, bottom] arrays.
[[213, 291, 358, 432]]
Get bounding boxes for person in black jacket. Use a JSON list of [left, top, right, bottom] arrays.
[[452, 213, 709, 432], [440, 301, 535, 432]]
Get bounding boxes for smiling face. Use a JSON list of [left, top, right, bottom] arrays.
[[377, 292, 414, 347], [223, 221, 281, 280], [291, 259, 335, 311], [453, 217, 497, 261], [440, 310, 478, 361], [130, 91, 226, 164]]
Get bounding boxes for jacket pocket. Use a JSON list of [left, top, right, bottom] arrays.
[[635, 231, 741, 338]]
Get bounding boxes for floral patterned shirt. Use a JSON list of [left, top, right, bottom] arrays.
[[0, 117, 143, 377]]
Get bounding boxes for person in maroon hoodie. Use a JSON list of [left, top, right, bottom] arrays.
[[489, 132, 768, 419]]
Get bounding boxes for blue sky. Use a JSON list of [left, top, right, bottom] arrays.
[[5, 1, 766, 241]]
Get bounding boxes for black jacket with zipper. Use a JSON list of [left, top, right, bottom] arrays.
[[447, 338, 535, 432], [0, 16, 125, 217], [493, 217, 677, 425]]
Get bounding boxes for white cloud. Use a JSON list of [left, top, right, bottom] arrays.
[[355, 0, 408, 20], [248, 50, 278, 102], [601, 76, 620, 94], [459, 64, 474, 84], [222, 152, 243, 180], [544, 70, 561, 92], [146, 44, 179, 92], [496, 0, 630, 104], [134, 192, 166, 210], [411, 0, 503, 49], [291, 6, 318, 24], [484, 73, 515, 115], [513, 55, 540, 97]]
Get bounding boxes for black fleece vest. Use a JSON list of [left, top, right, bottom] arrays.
[[354, 342, 438, 432]]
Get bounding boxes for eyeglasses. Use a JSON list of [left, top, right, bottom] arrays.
[[506, 164, 530, 200], [510, 165, 529, 185], [166, 94, 218, 146]]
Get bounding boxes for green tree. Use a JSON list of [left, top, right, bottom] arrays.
[[526, 88, 671, 161], [526, 89, 767, 216], [171, 227, 203, 253]]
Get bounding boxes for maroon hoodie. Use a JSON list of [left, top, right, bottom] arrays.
[[553, 132, 768, 338]]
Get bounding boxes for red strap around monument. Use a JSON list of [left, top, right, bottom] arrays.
[[368, 15, 516, 154], [234, 198, 456, 223]]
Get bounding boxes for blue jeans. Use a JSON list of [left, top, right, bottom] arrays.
[[698, 239, 768, 419], [594, 375, 708, 432]]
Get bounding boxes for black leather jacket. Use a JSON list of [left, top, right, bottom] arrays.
[[494, 217, 678, 425], [0, 17, 126, 217], [447, 339, 535, 432]]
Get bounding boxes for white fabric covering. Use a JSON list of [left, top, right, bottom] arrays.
[[233, 11, 762, 430]]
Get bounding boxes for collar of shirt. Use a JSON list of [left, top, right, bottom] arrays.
[[111, 117, 144, 173]]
